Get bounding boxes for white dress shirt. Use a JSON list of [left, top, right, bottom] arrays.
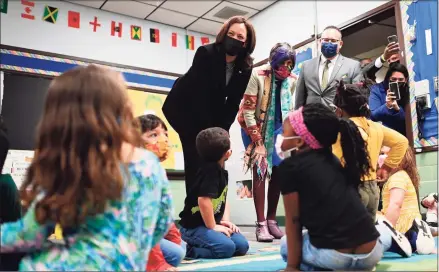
[[319, 54, 339, 86]]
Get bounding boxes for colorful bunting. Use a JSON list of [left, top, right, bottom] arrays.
[[0, 0, 8, 14], [89, 16, 101, 32], [68, 11, 80, 28], [171, 33, 177, 47], [21, 0, 35, 20], [186, 35, 194, 50], [43, 5, 58, 24], [150, 28, 160, 43], [111, 21, 122, 37], [131, 25, 141, 41]]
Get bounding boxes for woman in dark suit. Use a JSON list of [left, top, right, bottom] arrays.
[[162, 16, 256, 193]]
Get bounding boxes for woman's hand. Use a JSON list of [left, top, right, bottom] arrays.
[[386, 90, 400, 111], [253, 140, 267, 166]]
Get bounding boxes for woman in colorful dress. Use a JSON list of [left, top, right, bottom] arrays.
[[238, 43, 296, 242], [0, 65, 173, 270]]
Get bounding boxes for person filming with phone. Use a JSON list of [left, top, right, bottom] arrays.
[[369, 63, 410, 136], [361, 35, 401, 83]]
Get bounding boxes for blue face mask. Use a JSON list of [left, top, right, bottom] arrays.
[[321, 42, 338, 58]]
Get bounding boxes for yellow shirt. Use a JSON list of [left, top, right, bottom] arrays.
[[381, 170, 421, 233], [332, 117, 408, 181]]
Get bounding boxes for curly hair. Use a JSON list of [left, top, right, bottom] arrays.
[[20, 65, 142, 229], [334, 80, 371, 118], [390, 148, 420, 196], [302, 103, 371, 187]]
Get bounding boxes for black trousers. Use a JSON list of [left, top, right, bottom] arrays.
[[179, 132, 201, 195]]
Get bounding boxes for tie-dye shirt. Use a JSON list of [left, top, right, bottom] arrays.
[[0, 149, 173, 271]]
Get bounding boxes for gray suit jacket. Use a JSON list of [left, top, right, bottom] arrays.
[[294, 54, 364, 110]]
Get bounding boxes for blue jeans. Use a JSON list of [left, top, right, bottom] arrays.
[[280, 224, 392, 271], [160, 239, 187, 267], [180, 226, 249, 259]]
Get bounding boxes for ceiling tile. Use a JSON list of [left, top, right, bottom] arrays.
[[147, 8, 198, 28], [187, 18, 222, 36], [67, 1, 106, 9], [102, 1, 156, 19], [138, 0, 164, 6], [203, 1, 257, 23], [161, 1, 222, 17], [229, 0, 276, 11]]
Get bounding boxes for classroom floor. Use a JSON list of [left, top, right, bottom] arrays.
[[179, 226, 439, 271]]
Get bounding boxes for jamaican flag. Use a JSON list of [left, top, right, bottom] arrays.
[[43, 5, 58, 24]]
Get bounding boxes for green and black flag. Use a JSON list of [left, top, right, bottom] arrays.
[[43, 5, 58, 24]]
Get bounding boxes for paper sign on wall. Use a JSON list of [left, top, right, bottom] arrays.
[[425, 29, 432, 55]]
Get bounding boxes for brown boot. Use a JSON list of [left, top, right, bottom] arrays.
[[256, 221, 274, 242], [267, 220, 284, 239]]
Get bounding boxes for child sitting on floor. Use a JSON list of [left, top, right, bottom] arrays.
[[381, 148, 436, 254], [278, 103, 412, 271], [332, 80, 408, 223], [179, 127, 249, 259], [0, 117, 26, 271], [0, 65, 173, 270], [137, 114, 186, 271]]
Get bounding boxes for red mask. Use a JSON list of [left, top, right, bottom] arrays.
[[274, 66, 291, 80]]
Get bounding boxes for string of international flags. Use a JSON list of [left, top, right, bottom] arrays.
[[0, 0, 211, 50]]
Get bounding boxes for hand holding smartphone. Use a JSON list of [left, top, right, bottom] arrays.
[[387, 35, 398, 44], [388, 82, 401, 101]]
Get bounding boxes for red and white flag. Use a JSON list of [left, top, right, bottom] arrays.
[[21, 0, 35, 20], [111, 21, 122, 37]]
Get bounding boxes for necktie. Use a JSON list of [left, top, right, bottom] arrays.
[[321, 60, 331, 89]]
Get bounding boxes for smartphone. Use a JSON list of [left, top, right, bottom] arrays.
[[387, 35, 398, 44], [389, 82, 401, 100]]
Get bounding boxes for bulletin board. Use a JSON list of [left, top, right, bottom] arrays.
[[127, 89, 183, 170], [400, 0, 438, 149], [0, 46, 185, 184]]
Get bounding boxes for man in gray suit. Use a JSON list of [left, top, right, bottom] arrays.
[[295, 26, 364, 110]]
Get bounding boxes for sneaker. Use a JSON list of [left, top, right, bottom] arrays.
[[377, 218, 412, 257], [412, 218, 436, 255]]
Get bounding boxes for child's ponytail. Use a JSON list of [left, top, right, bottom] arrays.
[[338, 118, 371, 187]]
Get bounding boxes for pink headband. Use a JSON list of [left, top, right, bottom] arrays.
[[288, 107, 322, 150]]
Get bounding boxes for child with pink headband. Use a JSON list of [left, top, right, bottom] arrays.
[[276, 103, 412, 271]]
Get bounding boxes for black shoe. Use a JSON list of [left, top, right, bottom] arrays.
[[377, 218, 412, 258]]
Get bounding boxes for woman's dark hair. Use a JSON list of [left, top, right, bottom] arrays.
[[334, 80, 371, 118], [302, 103, 371, 187], [384, 63, 410, 106], [215, 16, 256, 68], [137, 114, 167, 133]]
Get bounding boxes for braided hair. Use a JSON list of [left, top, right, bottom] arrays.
[[302, 103, 371, 187], [334, 80, 371, 118]]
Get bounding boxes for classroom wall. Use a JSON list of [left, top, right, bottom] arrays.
[[0, 0, 215, 74], [416, 152, 438, 213], [249, 0, 389, 62]]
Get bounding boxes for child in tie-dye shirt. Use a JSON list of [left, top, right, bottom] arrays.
[[0, 65, 173, 271]]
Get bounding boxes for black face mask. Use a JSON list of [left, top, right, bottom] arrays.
[[223, 36, 245, 56]]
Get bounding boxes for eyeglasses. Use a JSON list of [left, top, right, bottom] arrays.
[[321, 38, 340, 43]]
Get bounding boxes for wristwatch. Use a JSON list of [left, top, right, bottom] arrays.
[[380, 54, 386, 63]]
